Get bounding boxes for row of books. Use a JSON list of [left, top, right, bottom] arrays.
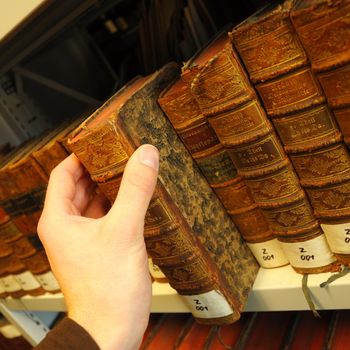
[[0, 118, 86, 299], [139, 310, 350, 349], [65, 0, 350, 325], [0, 0, 349, 326]]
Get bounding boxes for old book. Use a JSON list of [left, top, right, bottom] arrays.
[[231, 0, 350, 265], [32, 116, 88, 176], [0, 148, 47, 296], [290, 0, 350, 261], [186, 31, 337, 273], [0, 137, 61, 294], [158, 71, 288, 268], [67, 63, 259, 325]]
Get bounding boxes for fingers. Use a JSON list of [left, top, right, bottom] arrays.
[[105, 144, 159, 236], [43, 154, 86, 216], [84, 192, 111, 219]]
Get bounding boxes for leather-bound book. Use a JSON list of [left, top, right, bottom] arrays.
[[68, 63, 258, 325], [231, 0, 350, 265], [158, 71, 288, 269], [290, 0, 350, 261], [0, 139, 60, 294], [186, 33, 336, 273], [32, 116, 88, 176], [291, 0, 350, 144]]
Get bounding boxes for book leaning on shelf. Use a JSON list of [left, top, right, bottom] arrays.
[[231, 0, 350, 265], [67, 62, 259, 325], [182, 27, 338, 273], [158, 58, 289, 269]]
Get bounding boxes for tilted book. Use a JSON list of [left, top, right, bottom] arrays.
[[185, 31, 337, 273], [231, 0, 350, 265], [158, 68, 288, 269], [67, 63, 258, 325]]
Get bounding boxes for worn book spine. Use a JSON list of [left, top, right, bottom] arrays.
[[231, 0, 350, 265], [68, 63, 259, 325], [0, 169, 46, 296], [0, 150, 60, 294], [158, 77, 288, 268], [189, 39, 337, 273]]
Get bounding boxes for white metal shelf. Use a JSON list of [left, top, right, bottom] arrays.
[[2, 265, 350, 314]]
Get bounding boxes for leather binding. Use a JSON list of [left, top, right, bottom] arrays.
[[231, 0, 350, 265], [32, 116, 88, 175], [187, 32, 337, 273], [68, 63, 258, 325], [158, 73, 288, 269], [0, 153, 45, 296], [0, 137, 61, 295]]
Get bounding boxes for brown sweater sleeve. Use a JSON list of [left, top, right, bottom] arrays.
[[34, 317, 100, 350]]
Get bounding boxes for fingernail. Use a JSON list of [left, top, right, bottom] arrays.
[[138, 145, 159, 171]]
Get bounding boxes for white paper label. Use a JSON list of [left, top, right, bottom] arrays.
[[0, 324, 21, 339], [148, 259, 166, 279], [182, 290, 233, 319], [15, 271, 41, 291], [2, 275, 22, 292], [280, 235, 335, 268], [247, 238, 289, 268], [321, 222, 350, 254], [35, 271, 60, 292]]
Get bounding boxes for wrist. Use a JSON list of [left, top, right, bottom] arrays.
[[68, 311, 146, 350]]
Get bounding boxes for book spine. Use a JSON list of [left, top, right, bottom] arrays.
[[32, 141, 70, 175], [0, 156, 59, 294], [68, 122, 240, 325], [189, 42, 337, 273], [231, 0, 350, 265], [158, 79, 288, 268]]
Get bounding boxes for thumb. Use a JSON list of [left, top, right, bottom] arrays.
[[105, 144, 159, 235]]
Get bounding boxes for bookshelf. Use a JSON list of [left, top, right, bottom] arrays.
[[2, 265, 350, 313], [1, 0, 350, 347]]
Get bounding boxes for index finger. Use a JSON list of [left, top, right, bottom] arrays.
[[43, 153, 86, 216]]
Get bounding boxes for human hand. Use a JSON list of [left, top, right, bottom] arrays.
[[38, 144, 159, 350]]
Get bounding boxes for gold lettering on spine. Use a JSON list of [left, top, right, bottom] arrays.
[[257, 68, 324, 115], [178, 122, 220, 155], [228, 134, 285, 173], [273, 105, 338, 146], [209, 100, 268, 144]]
